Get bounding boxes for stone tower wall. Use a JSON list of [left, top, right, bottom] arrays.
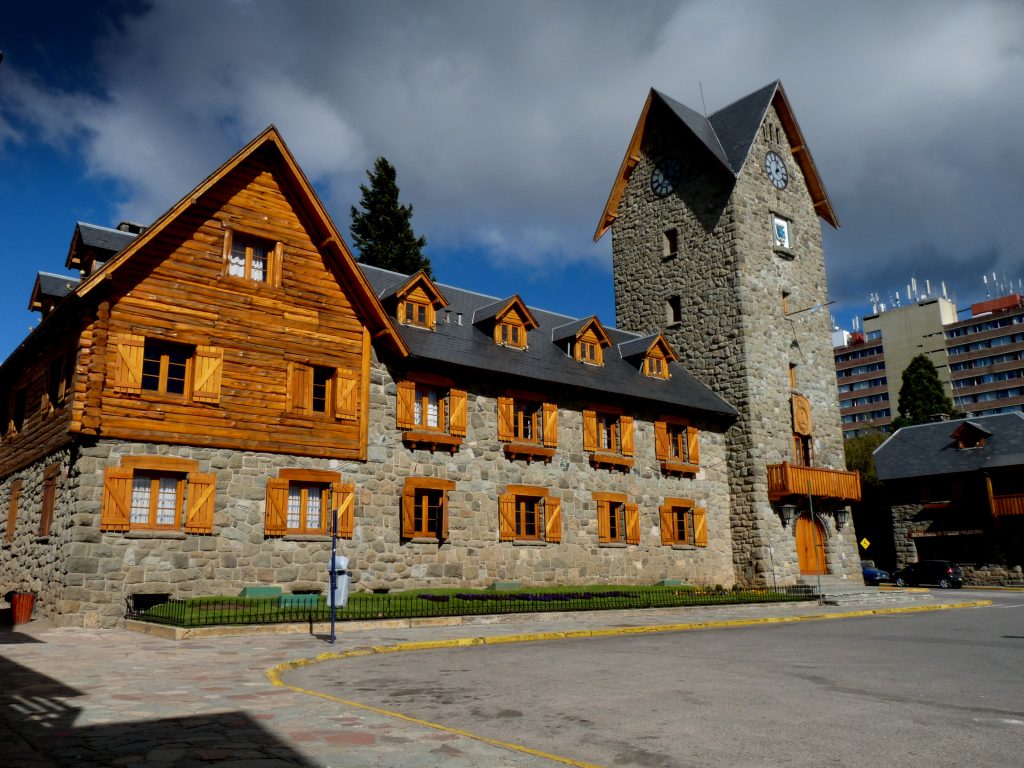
[[612, 100, 859, 585]]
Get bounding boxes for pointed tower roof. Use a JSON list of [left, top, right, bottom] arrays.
[[595, 81, 838, 240]]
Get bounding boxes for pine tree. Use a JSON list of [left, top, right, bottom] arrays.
[[895, 354, 956, 427], [349, 157, 431, 277]]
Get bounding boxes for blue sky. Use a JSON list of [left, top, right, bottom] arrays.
[[2, 1, 1023, 360]]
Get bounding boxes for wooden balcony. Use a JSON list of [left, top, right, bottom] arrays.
[[991, 494, 1024, 517], [767, 462, 862, 502]]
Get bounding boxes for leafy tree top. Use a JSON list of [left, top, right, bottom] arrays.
[[895, 353, 955, 427], [349, 157, 431, 277], [844, 430, 889, 490]]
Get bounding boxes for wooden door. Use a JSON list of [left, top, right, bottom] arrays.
[[796, 515, 828, 575]]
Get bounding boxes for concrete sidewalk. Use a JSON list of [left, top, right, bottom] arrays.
[[0, 594, 992, 768]]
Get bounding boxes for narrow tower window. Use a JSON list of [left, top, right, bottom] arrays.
[[662, 228, 678, 259], [666, 296, 682, 325]]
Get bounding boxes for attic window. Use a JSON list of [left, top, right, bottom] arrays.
[[644, 349, 669, 380], [576, 338, 601, 365], [223, 228, 282, 285], [952, 422, 989, 450], [497, 319, 527, 349], [403, 299, 432, 329]]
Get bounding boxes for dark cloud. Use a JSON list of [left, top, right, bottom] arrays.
[[2, 0, 1022, 330]]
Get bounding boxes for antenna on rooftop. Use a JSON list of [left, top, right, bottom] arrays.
[[699, 81, 708, 117]]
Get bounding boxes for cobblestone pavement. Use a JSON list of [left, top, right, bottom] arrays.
[[0, 594, 988, 768]]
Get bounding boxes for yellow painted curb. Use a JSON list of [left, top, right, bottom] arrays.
[[266, 599, 990, 767]]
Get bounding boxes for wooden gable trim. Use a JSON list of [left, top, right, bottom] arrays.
[[772, 85, 839, 229], [393, 270, 448, 309], [73, 126, 409, 357], [492, 295, 540, 331], [594, 89, 654, 241], [576, 317, 613, 348]]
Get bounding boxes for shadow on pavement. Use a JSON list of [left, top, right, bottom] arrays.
[[0, 656, 318, 767]]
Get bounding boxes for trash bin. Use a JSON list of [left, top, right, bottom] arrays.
[[328, 555, 350, 608], [10, 592, 34, 624]]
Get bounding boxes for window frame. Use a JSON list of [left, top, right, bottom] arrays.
[[660, 498, 708, 547], [662, 228, 679, 259], [498, 485, 562, 543], [401, 477, 454, 541], [100, 456, 216, 534], [583, 407, 634, 470], [594, 492, 639, 544], [264, 469, 352, 538], [141, 339, 194, 397], [772, 214, 793, 251], [222, 226, 283, 286], [655, 418, 700, 475], [129, 471, 186, 530], [397, 376, 466, 452]]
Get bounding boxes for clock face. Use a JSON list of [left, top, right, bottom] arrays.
[[651, 157, 682, 197], [764, 151, 788, 190]]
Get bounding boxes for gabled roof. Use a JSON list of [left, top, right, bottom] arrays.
[[379, 269, 448, 308], [618, 332, 677, 363], [74, 126, 407, 357], [28, 271, 80, 311], [360, 263, 737, 422], [874, 413, 1024, 481], [473, 295, 539, 331], [595, 81, 838, 240], [551, 316, 612, 347], [65, 222, 137, 271]]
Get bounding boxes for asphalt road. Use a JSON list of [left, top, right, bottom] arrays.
[[286, 590, 1024, 768]]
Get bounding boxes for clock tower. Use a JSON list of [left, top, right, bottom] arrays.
[[597, 81, 862, 586]]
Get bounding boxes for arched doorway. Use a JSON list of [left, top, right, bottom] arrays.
[[796, 515, 828, 575]]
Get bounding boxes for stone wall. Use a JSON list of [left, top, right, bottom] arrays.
[[7, 353, 734, 627], [611, 101, 860, 585]]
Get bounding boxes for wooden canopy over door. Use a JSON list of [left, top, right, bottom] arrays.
[[796, 515, 828, 575]]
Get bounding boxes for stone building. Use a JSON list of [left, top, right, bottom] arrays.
[[874, 413, 1024, 585], [2, 82, 859, 628], [597, 81, 861, 586]]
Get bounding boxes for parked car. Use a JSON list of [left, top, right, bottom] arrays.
[[891, 560, 964, 588], [861, 561, 889, 585]]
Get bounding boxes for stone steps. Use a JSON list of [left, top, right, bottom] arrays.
[[796, 575, 929, 605]]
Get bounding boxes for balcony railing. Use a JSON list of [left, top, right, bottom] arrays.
[[767, 462, 862, 502], [992, 494, 1024, 517]]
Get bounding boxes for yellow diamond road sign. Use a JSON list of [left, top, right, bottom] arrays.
[[860, 537, 871, 549]]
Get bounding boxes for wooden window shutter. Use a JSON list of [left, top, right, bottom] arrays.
[[449, 388, 467, 437], [100, 467, 134, 531], [192, 347, 223, 404], [687, 426, 700, 466], [270, 241, 284, 287], [597, 499, 610, 542], [6, 479, 22, 542], [659, 504, 675, 545], [625, 503, 640, 544], [396, 380, 416, 430], [185, 473, 217, 534], [583, 410, 597, 452], [113, 334, 145, 394], [334, 482, 355, 538], [693, 507, 708, 547], [334, 369, 358, 422], [264, 478, 290, 536], [39, 465, 59, 536], [401, 487, 416, 537], [654, 421, 669, 461], [498, 493, 516, 541], [288, 363, 312, 414], [545, 497, 562, 543], [620, 415, 634, 457], [439, 491, 449, 540], [497, 397, 514, 442], [542, 402, 558, 448]]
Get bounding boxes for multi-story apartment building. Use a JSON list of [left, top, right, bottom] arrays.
[[835, 293, 1024, 438]]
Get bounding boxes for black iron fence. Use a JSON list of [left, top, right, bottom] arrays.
[[125, 585, 815, 628]]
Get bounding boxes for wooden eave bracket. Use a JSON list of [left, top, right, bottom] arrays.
[[503, 442, 556, 464], [402, 430, 461, 455], [589, 452, 634, 472]]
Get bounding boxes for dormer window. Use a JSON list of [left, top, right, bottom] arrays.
[[620, 333, 676, 380], [476, 295, 537, 350], [577, 338, 601, 365], [951, 421, 990, 449], [387, 270, 447, 332], [498, 319, 526, 348], [553, 316, 612, 368], [403, 299, 431, 328]]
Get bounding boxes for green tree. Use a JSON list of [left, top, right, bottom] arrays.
[[894, 353, 955, 427], [349, 157, 431, 277], [844, 430, 889, 490]]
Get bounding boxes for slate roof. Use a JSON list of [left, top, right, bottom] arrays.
[[359, 263, 737, 421], [36, 271, 80, 299], [617, 333, 662, 360], [874, 413, 1024, 481], [76, 222, 138, 254]]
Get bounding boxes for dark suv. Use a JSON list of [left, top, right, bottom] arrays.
[[891, 560, 964, 589]]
